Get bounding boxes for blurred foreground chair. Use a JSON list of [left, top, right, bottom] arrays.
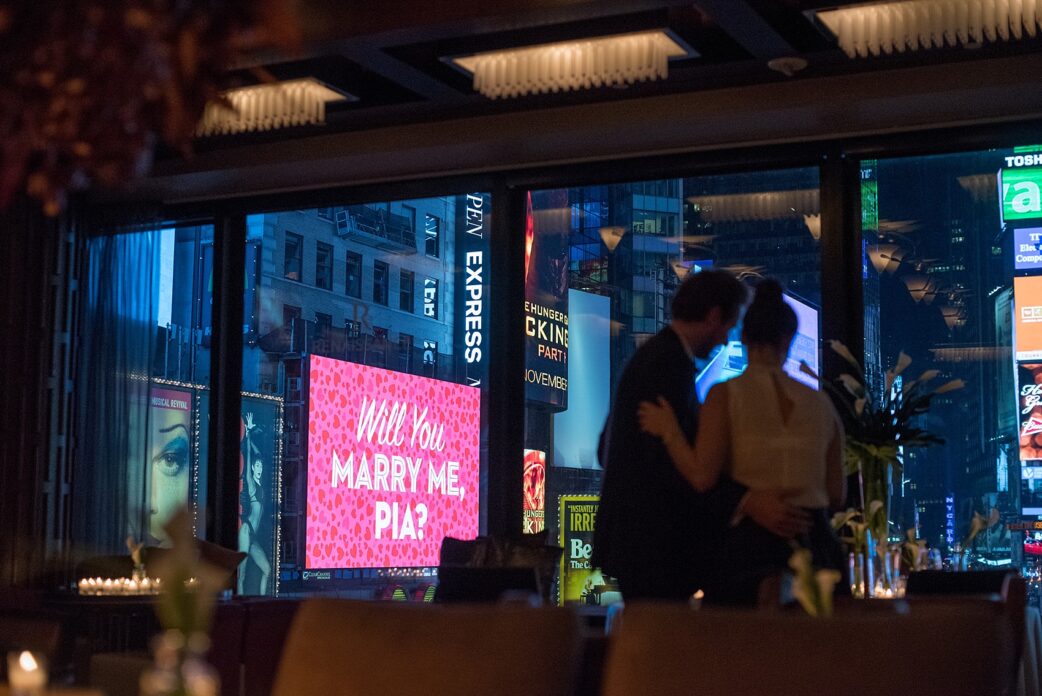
[[905, 570, 1027, 696], [0, 613, 65, 682], [602, 602, 1018, 696], [272, 599, 580, 696]]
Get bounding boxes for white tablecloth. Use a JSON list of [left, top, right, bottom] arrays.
[[1020, 607, 1042, 696]]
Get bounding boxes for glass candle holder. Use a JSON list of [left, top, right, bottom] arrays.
[[7, 650, 47, 696]]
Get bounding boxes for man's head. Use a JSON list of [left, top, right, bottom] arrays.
[[670, 269, 749, 359]]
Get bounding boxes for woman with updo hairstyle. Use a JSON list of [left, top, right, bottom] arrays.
[[639, 278, 846, 605]]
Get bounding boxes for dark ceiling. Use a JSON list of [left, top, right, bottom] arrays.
[[203, 0, 1042, 149], [132, 0, 1042, 203]]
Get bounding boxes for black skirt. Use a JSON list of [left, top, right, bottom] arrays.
[[706, 507, 845, 606]]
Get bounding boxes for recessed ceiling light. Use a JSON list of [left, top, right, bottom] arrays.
[[450, 30, 694, 99], [197, 78, 354, 137], [812, 0, 1041, 58]]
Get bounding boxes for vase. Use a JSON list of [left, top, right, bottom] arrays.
[[848, 529, 876, 599], [139, 631, 218, 696]]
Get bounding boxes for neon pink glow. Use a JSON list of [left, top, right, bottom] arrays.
[[306, 356, 481, 569]]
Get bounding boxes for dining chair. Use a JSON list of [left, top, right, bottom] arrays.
[[271, 599, 580, 696], [601, 602, 1017, 696]]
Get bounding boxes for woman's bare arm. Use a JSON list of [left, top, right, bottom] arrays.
[[638, 385, 730, 492]]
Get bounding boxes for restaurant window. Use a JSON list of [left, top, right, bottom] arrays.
[[861, 148, 1024, 577], [373, 260, 389, 306], [316, 242, 333, 290], [524, 170, 821, 606], [315, 312, 332, 328], [346, 251, 362, 298], [72, 223, 216, 556], [400, 269, 415, 313], [284, 232, 303, 281], [241, 193, 489, 596]]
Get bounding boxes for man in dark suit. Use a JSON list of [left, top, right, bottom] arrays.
[[592, 269, 811, 601]]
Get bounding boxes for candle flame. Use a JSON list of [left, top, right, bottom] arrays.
[[18, 651, 38, 671]]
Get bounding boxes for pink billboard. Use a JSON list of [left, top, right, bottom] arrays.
[[306, 355, 481, 568]]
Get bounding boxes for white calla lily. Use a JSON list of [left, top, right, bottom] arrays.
[[933, 379, 965, 394]]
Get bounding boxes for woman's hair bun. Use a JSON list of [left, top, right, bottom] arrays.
[[754, 278, 784, 305], [743, 277, 797, 347]]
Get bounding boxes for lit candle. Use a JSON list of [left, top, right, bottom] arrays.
[[7, 650, 47, 696], [102, 578, 113, 592], [140, 578, 151, 592], [78, 579, 88, 593]]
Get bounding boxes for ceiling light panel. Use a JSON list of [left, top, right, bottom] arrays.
[[814, 0, 1040, 58], [451, 30, 692, 99], [197, 78, 353, 137]]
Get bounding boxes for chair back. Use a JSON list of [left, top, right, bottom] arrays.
[[272, 599, 580, 696], [905, 569, 1026, 694], [602, 602, 1017, 696]]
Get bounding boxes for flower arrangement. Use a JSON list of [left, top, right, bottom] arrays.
[[788, 547, 841, 618], [806, 341, 963, 543], [150, 506, 228, 638]]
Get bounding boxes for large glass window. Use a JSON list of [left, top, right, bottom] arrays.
[[524, 169, 821, 605], [862, 148, 1024, 575], [72, 223, 215, 555], [242, 194, 491, 596]]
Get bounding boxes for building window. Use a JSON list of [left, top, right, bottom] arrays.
[[425, 214, 440, 258], [316, 242, 333, 290], [399, 332, 414, 370], [346, 251, 362, 298], [315, 312, 332, 327], [423, 277, 439, 319], [283, 304, 301, 327], [345, 319, 361, 338], [401, 205, 417, 236], [400, 270, 415, 313], [420, 337, 437, 366], [284, 232, 303, 281], [373, 261, 389, 306], [317, 207, 334, 221]]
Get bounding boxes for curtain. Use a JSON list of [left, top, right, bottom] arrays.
[[72, 229, 158, 553]]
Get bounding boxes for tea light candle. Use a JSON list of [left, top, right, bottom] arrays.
[[7, 650, 47, 695]]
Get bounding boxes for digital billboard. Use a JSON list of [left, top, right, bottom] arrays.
[[558, 495, 607, 606], [524, 190, 570, 411], [1015, 277, 1042, 361], [552, 289, 611, 469], [695, 292, 820, 402], [522, 449, 546, 534], [147, 386, 193, 545], [1000, 167, 1042, 223], [305, 356, 481, 569], [1014, 227, 1042, 271]]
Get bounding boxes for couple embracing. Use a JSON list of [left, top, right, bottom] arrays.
[[592, 270, 846, 606]]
